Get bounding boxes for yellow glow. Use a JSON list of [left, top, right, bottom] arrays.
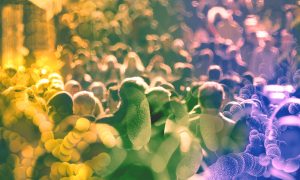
[[41, 68, 48, 75], [33, 51, 64, 73], [29, 0, 63, 20], [2, 5, 24, 68]]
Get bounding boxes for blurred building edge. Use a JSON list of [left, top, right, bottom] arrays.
[[28, 0, 62, 21], [1, 5, 23, 69], [0, 0, 63, 68], [291, 7, 300, 69]]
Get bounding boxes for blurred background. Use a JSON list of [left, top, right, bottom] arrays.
[[1, 0, 299, 72]]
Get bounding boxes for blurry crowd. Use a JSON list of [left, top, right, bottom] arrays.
[[1, 0, 300, 179]]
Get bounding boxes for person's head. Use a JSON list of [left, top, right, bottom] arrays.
[[226, 45, 238, 58], [198, 81, 224, 110], [200, 48, 213, 61], [150, 55, 164, 68], [119, 77, 148, 103], [214, 12, 223, 24], [215, 39, 231, 53], [88, 81, 106, 100], [43, 77, 64, 102], [254, 77, 267, 92], [174, 63, 194, 79], [292, 69, 300, 87], [181, 66, 193, 79], [48, 73, 63, 83], [109, 42, 128, 59], [36, 78, 50, 96], [64, 80, 82, 96], [219, 78, 237, 92], [73, 91, 97, 117], [123, 52, 145, 71], [107, 85, 120, 113], [172, 38, 185, 52], [160, 33, 173, 49], [280, 30, 294, 50], [146, 87, 171, 114], [92, 41, 103, 57], [243, 31, 258, 46], [242, 72, 254, 85], [47, 92, 73, 124], [248, 31, 257, 42], [208, 65, 223, 81], [71, 60, 85, 76], [219, 83, 234, 106], [264, 36, 274, 49], [60, 47, 74, 63], [75, 49, 90, 62], [85, 60, 99, 73], [5, 67, 17, 77], [277, 76, 289, 85], [104, 55, 118, 69], [150, 76, 168, 88], [193, 48, 213, 66], [146, 87, 171, 124]]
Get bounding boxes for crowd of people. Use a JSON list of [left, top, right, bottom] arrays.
[[1, 0, 300, 179]]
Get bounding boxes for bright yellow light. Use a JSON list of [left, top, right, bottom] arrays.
[[41, 69, 47, 75], [2, 5, 24, 69]]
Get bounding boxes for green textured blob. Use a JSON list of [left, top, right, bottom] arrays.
[[127, 99, 151, 149], [176, 140, 203, 179], [100, 77, 152, 150]]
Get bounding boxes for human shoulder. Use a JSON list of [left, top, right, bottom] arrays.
[[219, 112, 235, 125]]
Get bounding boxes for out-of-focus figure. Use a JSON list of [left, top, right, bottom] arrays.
[[250, 36, 279, 81], [123, 52, 145, 78], [189, 82, 235, 166]]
